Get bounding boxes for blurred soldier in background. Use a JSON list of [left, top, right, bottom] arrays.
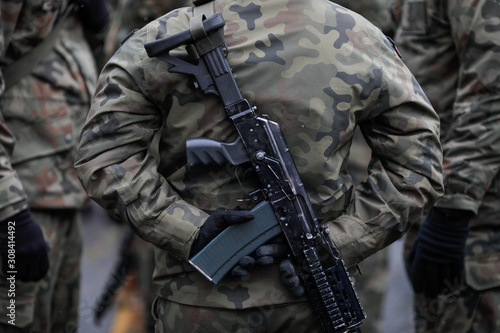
[[395, 0, 500, 332], [0, 1, 110, 332], [105, 0, 192, 61]]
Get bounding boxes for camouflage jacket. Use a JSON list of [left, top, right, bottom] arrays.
[[76, 0, 443, 308], [0, 0, 99, 214], [395, 0, 500, 291]]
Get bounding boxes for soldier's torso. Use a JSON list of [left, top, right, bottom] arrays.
[[0, 0, 97, 208]]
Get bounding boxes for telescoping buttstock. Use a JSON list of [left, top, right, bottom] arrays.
[[144, 13, 225, 57]]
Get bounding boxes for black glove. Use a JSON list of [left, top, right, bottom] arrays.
[[279, 258, 305, 298], [231, 235, 289, 276], [231, 235, 305, 298], [408, 207, 472, 298], [0, 209, 49, 282], [74, 0, 110, 33], [190, 209, 255, 257]]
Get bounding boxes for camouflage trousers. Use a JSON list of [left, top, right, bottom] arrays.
[[153, 297, 323, 333], [131, 233, 156, 332], [354, 247, 389, 333], [404, 226, 500, 333], [412, 285, 500, 333], [0, 209, 82, 333]]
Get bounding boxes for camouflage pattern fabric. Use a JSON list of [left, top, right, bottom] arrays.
[[403, 226, 500, 333], [0, 1, 98, 211], [395, 0, 500, 331], [333, 1, 396, 330], [412, 285, 500, 333], [75, 0, 443, 318], [154, 297, 322, 332], [105, 0, 192, 60], [104, 1, 191, 331], [0, 210, 82, 332], [0, 0, 99, 330], [0, 122, 28, 220]]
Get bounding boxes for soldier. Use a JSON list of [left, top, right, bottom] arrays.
[[394, 0, 500, 332], [75, 0, 444, 331], [0, 1, 109, 332]]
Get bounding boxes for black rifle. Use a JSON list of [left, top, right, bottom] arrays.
[[145, 13, 365, 333]]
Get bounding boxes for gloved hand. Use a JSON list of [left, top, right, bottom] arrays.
[[231, 235, 289, 276], [190, 209, 255, 257], [408, 207, 473, 298], [0, 209, 49, 282], [73, 0, 110, 33], [279, 258, 305, 298], [231, 235, 305, 297]]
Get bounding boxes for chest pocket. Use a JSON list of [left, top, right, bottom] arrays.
[[400, 0, 428, 35]]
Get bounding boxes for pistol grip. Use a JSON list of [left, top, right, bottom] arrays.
[[186, 137, 249, 168]]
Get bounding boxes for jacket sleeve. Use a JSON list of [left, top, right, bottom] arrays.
[[395, 0, 500, 215], [0, 119, 29, 221], [74, 31, 206, 260], [0, 6, 30, 221], [328, 34, 444, 268]]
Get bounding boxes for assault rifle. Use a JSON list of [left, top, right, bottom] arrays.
[[145, 12, 365, 333]]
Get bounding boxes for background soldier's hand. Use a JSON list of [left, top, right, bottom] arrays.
[[74, 0, 110, 33], [408, 207, 472, 298], [231, 235, 305, 297], [190, 209, 255, 257], [0, 209, 49, 282]]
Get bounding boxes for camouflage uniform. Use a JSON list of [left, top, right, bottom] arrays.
[[0, 1, 99, 332], [75, 0, 444, 331], [394, 0, 500, 332]]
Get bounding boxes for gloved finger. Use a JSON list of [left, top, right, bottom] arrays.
[[15, 256, 33, 282], [219, 210, 255, 227], [449, 264, 464, 287], [17, 243, 49, 282], [424, 263, 441, 298], [255, 256, 275, 266], [285, 276, 304, 298], [410, 257, 426, 294], [34, 251, 50, 282], [231, 265, 250, 277], [27, 261, 40, 282], [238, 256, 255, 269], [279, 258, 295, 278], [434, 263, 460, 296], [255, 243, 288, 260], [280, 259, 305, 298]]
